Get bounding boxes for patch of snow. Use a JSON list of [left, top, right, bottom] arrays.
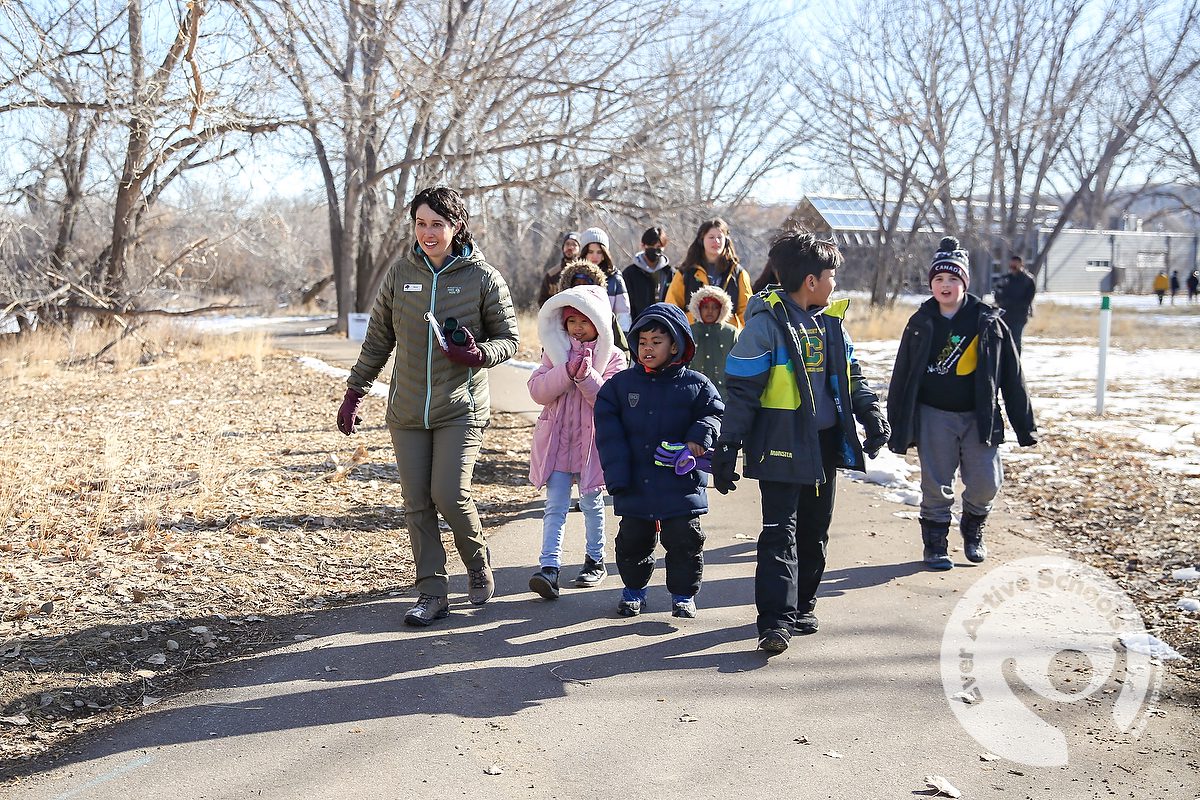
[[189, 314, 336, 334], [882, 489, 922, 506], [1172, 567, 1200, 581], [1176, 598, 1200, 614], [1118, 632, 1186, 660], [508, 359, 540, 371], [297, 356, 388, 398]]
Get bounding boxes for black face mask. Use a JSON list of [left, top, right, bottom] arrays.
[[644, 247, 663, 264]]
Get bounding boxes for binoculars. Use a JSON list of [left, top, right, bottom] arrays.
[[442, 316, 468, 346]]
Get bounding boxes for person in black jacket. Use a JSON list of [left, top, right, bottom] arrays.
[[992, 255, 1037, 353], [622, 226, 673, 322], [594, 303, 723, 619], [887, 237, 1037, 572], [712, 231, 889, 653]]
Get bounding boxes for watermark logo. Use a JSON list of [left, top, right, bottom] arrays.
[[941, 556, 1162, 767]]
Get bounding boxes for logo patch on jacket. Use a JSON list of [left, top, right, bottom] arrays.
[[447, 286, 462, 295], [627, 393, 640, 408]]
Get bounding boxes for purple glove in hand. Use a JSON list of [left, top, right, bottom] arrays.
[[653, 442, 713, 475], [445, 326, 485, 368], [337, 388, 364, 435]]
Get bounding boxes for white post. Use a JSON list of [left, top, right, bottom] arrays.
[[1096, 295, 1111, 415]]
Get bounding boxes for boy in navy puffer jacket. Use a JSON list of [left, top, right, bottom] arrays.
[[594, 303, 724, 618]]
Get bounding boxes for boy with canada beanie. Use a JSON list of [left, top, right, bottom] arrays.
[[713, 231, 889, 653], [594, 303, 723, 619], [886, 236, 1037, 571]]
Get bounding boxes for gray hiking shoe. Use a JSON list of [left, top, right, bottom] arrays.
[[467, 562, 495, 605], [404, 593, 449, 626], [574, 556, 607, 587]]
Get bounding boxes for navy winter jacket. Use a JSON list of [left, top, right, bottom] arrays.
[[594, 303, 724, 520]]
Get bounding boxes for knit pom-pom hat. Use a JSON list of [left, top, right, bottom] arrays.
[[929, 236, 969, 287]]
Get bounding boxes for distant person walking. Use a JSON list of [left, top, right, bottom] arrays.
[[1170, 270, 1181, 305], [538, 231, 582, 307], [666, 218, 753, 328], [336, 186, 519, 627], [1187, 270, 1199, 303], [993, 254, 1037, 353], [1153, 270, 1169, 305], [622, 226, 674, 322]]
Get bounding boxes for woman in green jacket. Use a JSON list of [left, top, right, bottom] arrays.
[[337, 187, 519, 626]]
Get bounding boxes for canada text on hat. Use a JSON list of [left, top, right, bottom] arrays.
[[929, 236, 970, 287]]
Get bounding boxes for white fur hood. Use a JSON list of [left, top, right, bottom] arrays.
[[687, 284, 733, 325], [538, 284, 614, 367]]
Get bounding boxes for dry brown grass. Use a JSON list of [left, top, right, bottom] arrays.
[[515, 309, 541, 362], [0, 322, 272, 383]]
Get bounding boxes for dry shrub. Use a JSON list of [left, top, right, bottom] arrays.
[[842, 301, 914, 341]]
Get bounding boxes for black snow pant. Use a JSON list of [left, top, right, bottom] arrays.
[[615, 515, 705, 597], [755, 427, 839, 635]]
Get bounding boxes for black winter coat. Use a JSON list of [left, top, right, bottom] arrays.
[[887, 295, 1037, 453], [594, 303, 723, 520], [622, 257, 674, 323]]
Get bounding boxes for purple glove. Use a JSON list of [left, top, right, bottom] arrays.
[[337, 388, 364, 435], [445, 326, 485, 368], [574, 351, 594, 382], [566, 348, 584, 379], [653, 442, 712, 475]]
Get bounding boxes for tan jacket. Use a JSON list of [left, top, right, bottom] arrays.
[[347, 244, 519, 429]]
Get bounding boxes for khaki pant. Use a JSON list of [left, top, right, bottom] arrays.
[[390, 425, 487, 597]]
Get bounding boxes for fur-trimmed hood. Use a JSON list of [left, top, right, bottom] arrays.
[[537, 284, 614, 368], [687, 284, 733, 325], [557, 259, 608, 294]]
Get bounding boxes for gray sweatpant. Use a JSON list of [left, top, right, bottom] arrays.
[[916, 404, 1002, 524], [390, 425, 488, 597]]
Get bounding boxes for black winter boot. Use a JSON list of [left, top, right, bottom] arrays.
[[920, 519, 954, 571], [960, 512, 988, 564]]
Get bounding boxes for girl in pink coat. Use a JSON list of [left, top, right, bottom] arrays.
[[527, 285, 627, 599]]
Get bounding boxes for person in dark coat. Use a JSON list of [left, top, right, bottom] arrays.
[[622, 226, 674, 322], [992, 254, 1037, 353], [712, 231, 889, 653], [594, 303, 723, 619], [1170, 270, 1181, 305], [1187, 270, 1199, 303], [887, 237, 1037, 573]]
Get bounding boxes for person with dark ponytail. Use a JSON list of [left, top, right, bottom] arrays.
[[336, 186, 519, 627], [666, 218, 753, 328]]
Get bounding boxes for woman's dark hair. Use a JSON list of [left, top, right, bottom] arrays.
[[409, 186, 474, 253], [766, 230, 843, 293], [680, 218, 739, 276]]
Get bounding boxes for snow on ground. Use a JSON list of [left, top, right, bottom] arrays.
[[189, 314, 336, 334], [853, 335, 1200, 476]]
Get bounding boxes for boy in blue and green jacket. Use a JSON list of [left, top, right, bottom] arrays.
[[711, 231, 889, 653]]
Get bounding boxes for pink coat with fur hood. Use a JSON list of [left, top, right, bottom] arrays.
[[528, 285, 627, 493]]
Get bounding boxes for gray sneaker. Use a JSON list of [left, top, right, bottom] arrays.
[[404, 593, 449, 626], [467, 562, 495, 605]]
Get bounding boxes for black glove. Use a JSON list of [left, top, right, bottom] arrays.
[[711, 443, 740, 494], [860, 414, 890, 459]]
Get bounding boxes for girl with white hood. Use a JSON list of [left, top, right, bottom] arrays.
[[527, 285, 628, 598]]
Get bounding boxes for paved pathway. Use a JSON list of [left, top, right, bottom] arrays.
[[8, 331, 1196, 799]]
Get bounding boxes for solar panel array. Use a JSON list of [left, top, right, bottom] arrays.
[[806, 196, 929, 232]]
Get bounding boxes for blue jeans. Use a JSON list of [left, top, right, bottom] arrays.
[[541, 470, 605, 568]]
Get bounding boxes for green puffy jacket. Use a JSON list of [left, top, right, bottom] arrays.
[[347, 244, 519, 429]]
